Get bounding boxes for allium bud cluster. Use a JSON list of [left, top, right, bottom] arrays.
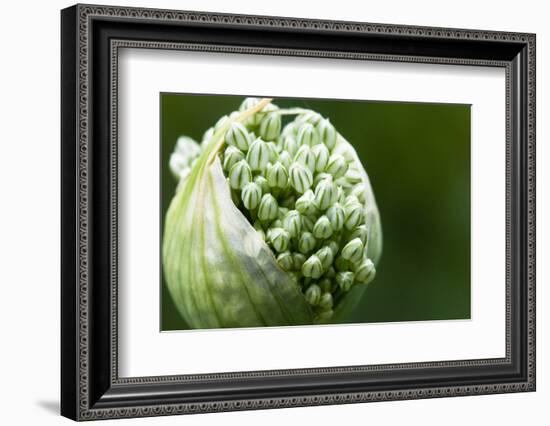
[[172, 98, 377, 323]]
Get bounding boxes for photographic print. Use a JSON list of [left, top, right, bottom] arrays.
[[161, 95, 471, 331], [61, 6, 535, 418]]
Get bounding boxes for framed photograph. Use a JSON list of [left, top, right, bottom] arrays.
[[61, 4, 536, 421]]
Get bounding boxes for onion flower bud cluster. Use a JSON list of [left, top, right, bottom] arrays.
[[163, 98, 382, 328]]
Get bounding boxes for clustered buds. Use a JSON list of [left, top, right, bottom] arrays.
[[169, 136, 202, 181], [171, 98, 377, 324]]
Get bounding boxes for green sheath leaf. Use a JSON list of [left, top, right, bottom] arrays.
[[163, 106, 313, 329]]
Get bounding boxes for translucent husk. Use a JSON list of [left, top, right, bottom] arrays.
[[163, 99, 382, 328]]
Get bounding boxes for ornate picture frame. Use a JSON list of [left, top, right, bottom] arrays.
[[61, 4, 535, 420]]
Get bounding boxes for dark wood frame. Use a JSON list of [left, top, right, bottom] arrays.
[[61, 3, 536, 421]]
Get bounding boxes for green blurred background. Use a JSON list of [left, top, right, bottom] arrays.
[[160, 94, 471, 330]]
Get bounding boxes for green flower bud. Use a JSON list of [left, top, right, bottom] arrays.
[[214, 115, 230, 132], [297, 122, 320, 147], [258, 102, 279, 116], [326, 154, 349, 178], [246, 138, 270, 171], [345, 167, 363, 184], [241, 182, 262, 210], [351, 184, 367, 204], [318, 292, 334, 310], [344, 203, 364, 230], [304, 284, 322, 305], [225, 121, 251, 151], [312, 215, 333, 239], [354, 258, 376, 284], [258, 193, 279, 221], [341, 238, 364, 264], [292, 252, 306, 270], [294, 145, 316, 173], [278, 150, 292, 170], [276, 251, 294, 271], [281, 122, 297, 138], [289, 163, 313, 194], [302, 255, 323, 279], [316, 246, 334, 270], [319, 278, 332, 293], [283, 135, 299, 157], [296, 111, 322, 126], [223, 145, 245, 171], [298, 231, 317, 254], [169, 152, 187, 179], [239, 97, 262, 126], [326, 203, 345, 231], [295, 189, 317, 215], [314, 178, 337, 210], [228, 159, 252, 190], [349, 224, 368, 246], [254, 175, 270, 194], [313, 172, 333, 187], [269, 227, 290, 252], [312, 143, 330, 172], [282, 210, 302, 237], [266, 162, 288, 189], [259, 112, 282, 141], [240, 97, 260, 110], [317, 118, 337, 150], [336, 271, 355, 291], [175, 135, 201, 158], [335, 255, 350, 272]]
